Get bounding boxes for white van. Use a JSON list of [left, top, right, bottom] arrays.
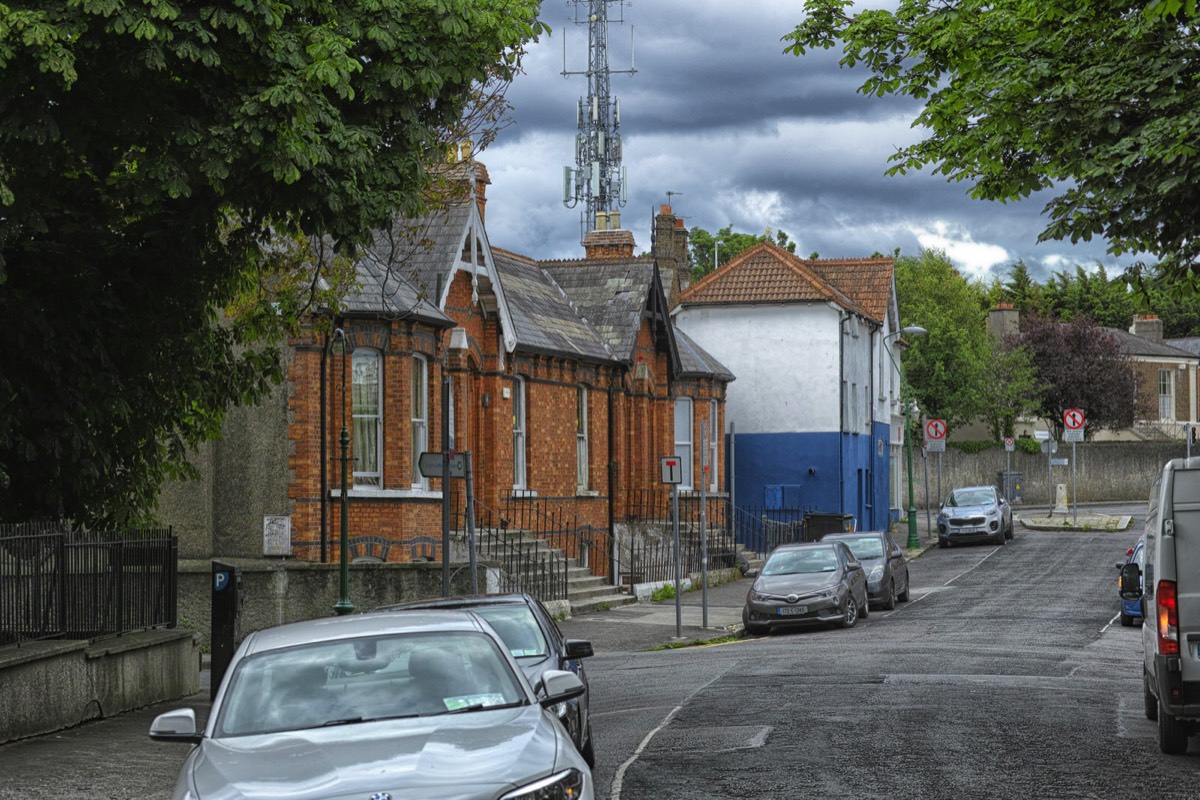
[[1120, 457, 1200, 754]]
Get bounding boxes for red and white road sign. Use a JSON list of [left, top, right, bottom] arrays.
[[925, 419, 947, 440], [1004, 436, 1015, 451], [1064, 408, 1085, 430]]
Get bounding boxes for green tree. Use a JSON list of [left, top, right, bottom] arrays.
[[894, 249, 994, 428], [786, 1, 1200, 278], [1012, 314, 1138, 438], [979, 343, 1040, 441], [0, 1, 545, 526], [1001, 261, 1049, 318], [1041, 265, 1136, 329]]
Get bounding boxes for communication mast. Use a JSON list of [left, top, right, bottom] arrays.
[[562, 0, 636, 240]]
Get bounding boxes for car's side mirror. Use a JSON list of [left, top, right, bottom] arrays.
[[536, 670, 586, 708], [1119, 563, 1143, 600], [149, 708, 203, 744], [564, 639, 593, 659]]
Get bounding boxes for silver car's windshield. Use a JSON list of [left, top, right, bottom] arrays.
[[834, 537, 884, 560], [474, 606, 550, 659], [947, 489, 996, 507], [762, 547, 839, 575], [215, 631, 527, 737]]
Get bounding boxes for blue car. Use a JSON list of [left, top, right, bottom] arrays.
[[1117, 536, 1145, 626]]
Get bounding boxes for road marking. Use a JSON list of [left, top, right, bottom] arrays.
[[609, 662, 736, 800]]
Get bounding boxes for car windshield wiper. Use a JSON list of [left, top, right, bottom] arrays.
[[320, 713, 421, 727]]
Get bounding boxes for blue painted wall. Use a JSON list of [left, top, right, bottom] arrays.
[[728, 425, 892, 532]]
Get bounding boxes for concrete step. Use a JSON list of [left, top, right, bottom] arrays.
[[570, 592, 638, 615], [568, 583, 621, 603]]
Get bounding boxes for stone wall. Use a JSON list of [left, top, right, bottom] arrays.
[[0, 630, 197, 744], [178, 558, 485, 649], [906, 440, 1187, 508]]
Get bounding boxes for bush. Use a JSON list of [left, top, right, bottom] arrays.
[[949, 440, 998, 454], [1016, 437, 1042, 455]]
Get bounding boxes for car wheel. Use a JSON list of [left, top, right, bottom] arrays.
[[882, 579, 897, 611], [937, 539, 948, 549], [897, 571, 911, 602], [836, 596, 859, 629], [1158, 700, 1189, 754], [580, 720, 596, 768], [995, 529, 1006, 546], [1120, 612, 1134, 627], [1005, 519, 1014, 539], [1145, 679, 1158, 721]]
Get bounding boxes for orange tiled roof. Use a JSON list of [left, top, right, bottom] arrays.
[[678, 242, 883, 321]]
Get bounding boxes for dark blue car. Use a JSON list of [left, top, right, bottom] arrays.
[[1117, 536, 1144, 626]]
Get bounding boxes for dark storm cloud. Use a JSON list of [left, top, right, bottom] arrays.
[[483, 1, 1132, 281]]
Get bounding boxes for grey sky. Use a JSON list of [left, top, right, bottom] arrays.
[[480, 1, 1132, 283]]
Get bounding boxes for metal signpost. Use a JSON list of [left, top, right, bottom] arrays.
[[1036, 431, 1058, 515], [1003, 436, 1015, 502], [926, 419, 947, 507], [699, 426, 710, 630], [661, 455, 684, 639], [1063, 409, 1085, 524]]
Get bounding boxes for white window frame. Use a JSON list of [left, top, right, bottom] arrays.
[[411, 355, 428, 489], [1159, 369, 1174, 420], [352, 349, 382, 487], [513, 376, 527, 490], [674, 397, 694, 491], [708, 400, 720, 492], [576, 385, 589, 492]]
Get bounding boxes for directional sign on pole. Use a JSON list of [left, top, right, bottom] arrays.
[[418, 451, 467, 479], [925, 419, 947, 453]]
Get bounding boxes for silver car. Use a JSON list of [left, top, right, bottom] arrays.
[[936, 484, 1013, 547], [742, 541, 869, 635], [150, 610, 593, 800]]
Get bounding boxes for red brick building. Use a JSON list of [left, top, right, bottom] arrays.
[[167, 162, 733, 589]]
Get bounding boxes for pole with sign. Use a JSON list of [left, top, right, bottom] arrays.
[[661, 455, 684, 638], [699, 426, 710, 629], [1003, 436, 1015, 502], [1064, 409, 1085, 524], [926, 419, 947, 516]]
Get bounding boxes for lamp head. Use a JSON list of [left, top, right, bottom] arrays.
[[331, 327, 347, 355], [900, 325, 927, 337]]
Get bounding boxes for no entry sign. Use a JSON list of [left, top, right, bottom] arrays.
[[1064, 409, 1085, 430]]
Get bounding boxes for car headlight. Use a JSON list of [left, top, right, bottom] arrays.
[[750, 591, 771, 602], [501, 769, 587, 799], [552, 701, 568, 718], [986, 508, 999, 518], [869, 564, 884, 580]]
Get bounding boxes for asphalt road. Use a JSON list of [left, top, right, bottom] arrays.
[[8, 506, 1197, 800]]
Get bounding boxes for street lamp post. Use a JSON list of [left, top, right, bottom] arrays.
[[331, 328, 355, 615], [883, 325, 927, 549], [714, 240, 722, 273]]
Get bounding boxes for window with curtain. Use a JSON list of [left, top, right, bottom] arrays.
[[709, 400, 719, 492], [352, 349, 382, 487], [411, 355, 428, 488], [513, 377, 527, 490], [674, 397, 693, 490], [577, 385, 589, 491]]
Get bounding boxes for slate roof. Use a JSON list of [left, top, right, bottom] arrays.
[[1106, 328, 1200, 359], [676, 242, 873, 320], [541, 257, 657, 361], [673, 325, 735, 381], [1166, 337, 1200, 357], [366, 203, 474, 303], [491, 248, 612, 361], [314, 235, 453, 327]]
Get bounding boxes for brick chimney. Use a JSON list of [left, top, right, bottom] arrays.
[[1131, 313, 1163, 342], [438, 143, 489, 222], [988, 303, 1020, 339], [583, 228, 636, 260], [652, 205, 690, 308]]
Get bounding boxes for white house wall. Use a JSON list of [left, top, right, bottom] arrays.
[[674, 303, 841, 434]]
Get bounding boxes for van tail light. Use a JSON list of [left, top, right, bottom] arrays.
[[1157, 580, 1179, 655]]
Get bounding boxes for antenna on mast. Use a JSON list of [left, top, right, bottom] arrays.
[[561, 1, 636, 242]]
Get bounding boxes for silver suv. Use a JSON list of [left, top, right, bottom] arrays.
[[1120, 457, 1200, 753]]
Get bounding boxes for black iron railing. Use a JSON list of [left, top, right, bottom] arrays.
[[727, 504, 813, 556], [0, 522, 177, 647], [616, 491, 739, 586]]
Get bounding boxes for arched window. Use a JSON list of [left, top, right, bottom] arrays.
[[352, 349, 382, 487]]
